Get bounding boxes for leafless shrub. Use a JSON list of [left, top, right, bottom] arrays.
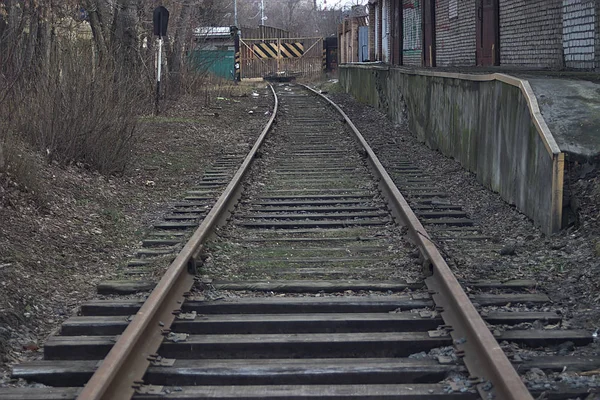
[[0, 134, 42, 199], [11, 41, 143, 175]]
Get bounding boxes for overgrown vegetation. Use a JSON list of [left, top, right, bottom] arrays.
[[0, 0, 348, 192], [0, 1, 148, 188]]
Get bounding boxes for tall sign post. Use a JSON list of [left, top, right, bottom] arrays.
[[231, 26, 241, 82], [153, 6, 169, 114]]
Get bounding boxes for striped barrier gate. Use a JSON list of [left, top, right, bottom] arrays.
[[252, 42, 305, 59], [240, 37, 323, 79]]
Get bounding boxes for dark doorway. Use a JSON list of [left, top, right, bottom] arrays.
[[476, 0, 500, 66], [422, 0, 435, 67], [391, 0, 403, 65]]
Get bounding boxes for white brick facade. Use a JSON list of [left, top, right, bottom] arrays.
[[362, 0, 600, 70], [563, 0, 596, 69], [382, 0, 391, 63], [596, 4, 600, 69], [499, 0, 564, 69], [402, 0, 422, 66], [436, 0, 476, 66]]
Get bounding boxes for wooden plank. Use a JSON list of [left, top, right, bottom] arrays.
[[470, 293, 551, 306], [96, 280, 155, 295], [153, 221, 199, 229], [252, 200, 371, 206], [132, 384, 478, 399], [417, 211, 468, 218], [145, 358, 464, 385], [136, 248, 175, 256], [171, 208, 212, 214], [163, 214, 203, 221], [411, 204, 463, 210], [182, 296, 433, 314], [248, 206, 381, 213], [238, 219, 390, 228], [483, 311, 561, 325], [238, 212, 389, 220], [60, 312, 442, 336], [405, 192, 449, 198], [245, 257, 387, 264], [183, 196, 213, 201], [258, 194, 372, 200], [0, 388, 80, 400], [254, 247, 386, 253], [243, 237, 382, 243], [157, 332, 452, 359], [421, 218, 473, 226], [467, 279, 539, 289], [43, 332, 452, 360], [80, 296, 433, 316], [80, 299, 145, 316], [497, 329, 593, 346], [212, 280, 421, 292], [142, 239, 181, 247], [436, 235, 494, 241], [12, 358, 464, 387], [519, 355, 600, 372], [266, 267, 398, 276]]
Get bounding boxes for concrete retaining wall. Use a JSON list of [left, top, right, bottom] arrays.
[[340, 65, 563, 234]]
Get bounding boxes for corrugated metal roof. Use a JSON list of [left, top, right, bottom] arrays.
[[194, 27, 231, 38]]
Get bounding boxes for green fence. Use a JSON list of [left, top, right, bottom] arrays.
[[189, 49, 235, 80]]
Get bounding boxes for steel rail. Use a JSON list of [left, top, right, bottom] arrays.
[[304, 84, 534, 400], [77, 84, 279, 400]]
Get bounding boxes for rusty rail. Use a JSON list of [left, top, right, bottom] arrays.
[[77, 84, 279, 400], [304, 84, 534, 400]]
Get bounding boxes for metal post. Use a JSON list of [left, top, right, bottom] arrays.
[[234, 31, 241, 82], [234, 0, 238, 28], [156, 37, 163, 114], [261, 0, 265, 24]]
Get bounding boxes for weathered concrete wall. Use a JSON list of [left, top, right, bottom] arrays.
[[340, 65, 557, 233]]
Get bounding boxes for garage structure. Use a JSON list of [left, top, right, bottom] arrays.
[[364, 0, 600, 70]]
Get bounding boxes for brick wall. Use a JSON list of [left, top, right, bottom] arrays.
[[436, 0, 476, 66], [382, 0, 391, 62], [563, 0, 596, 69], [402, 0, 422, 66], [376, 1, 382, 60], [369, 3, 376, 61], [499, 0, 563, 69]]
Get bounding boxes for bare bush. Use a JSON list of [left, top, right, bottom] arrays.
[[11, 42, 143, 175], [0, 134, 42, 200]]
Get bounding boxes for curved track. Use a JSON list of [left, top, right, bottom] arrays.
[[0, 84, 597, 400]]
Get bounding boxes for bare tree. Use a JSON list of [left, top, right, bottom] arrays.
[[235, 0, 344, 37]]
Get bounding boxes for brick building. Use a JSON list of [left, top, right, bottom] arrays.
[[365, 0, 600, 70], [338, 6, 369, 63]]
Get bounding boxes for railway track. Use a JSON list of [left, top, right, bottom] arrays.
[[0, 84, 598, 400]]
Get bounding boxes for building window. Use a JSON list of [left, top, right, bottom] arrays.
[[449, 0, 458, 19]]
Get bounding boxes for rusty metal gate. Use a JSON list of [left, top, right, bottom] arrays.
[[239, 37, 323, 79]]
